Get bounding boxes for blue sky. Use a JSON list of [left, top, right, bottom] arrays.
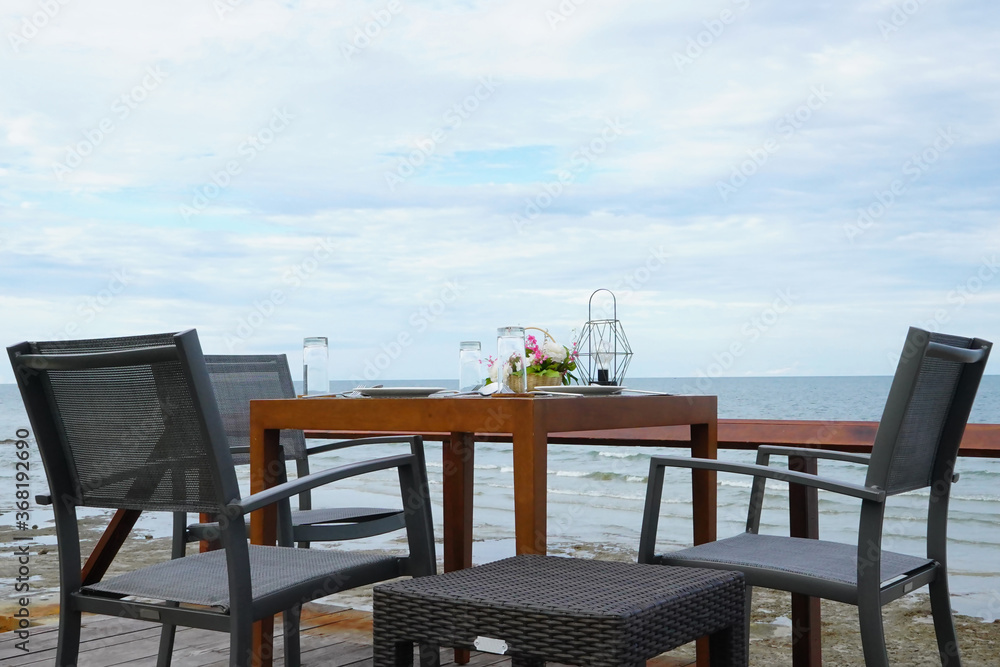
[[1, 0, 999, 383]]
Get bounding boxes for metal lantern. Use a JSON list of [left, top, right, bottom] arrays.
[[578, 289, 633, 385]]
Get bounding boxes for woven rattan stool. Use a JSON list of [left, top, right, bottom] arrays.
[[373, 554, 746, 666]]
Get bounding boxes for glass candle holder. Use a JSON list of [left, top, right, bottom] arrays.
[[302, 336, 329, 396], [496, 326, 526, 394], [459, 341, 482, 392]]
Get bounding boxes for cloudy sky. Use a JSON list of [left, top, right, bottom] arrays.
[[1, 0, 998, 383]]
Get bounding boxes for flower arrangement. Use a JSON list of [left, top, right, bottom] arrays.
[[486, 329, 579, 388]]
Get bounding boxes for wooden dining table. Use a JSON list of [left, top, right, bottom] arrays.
[[247, 392, 719, 667]]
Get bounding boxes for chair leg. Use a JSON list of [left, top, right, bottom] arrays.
[[230, 617, 254, 667], [157, 511, 189, 667], [283, 604, 302, 667], [155, 605, 179, 667], [54, 606, 81, 667], [929, 574, 962, 666], [857, 596, 890, 667]]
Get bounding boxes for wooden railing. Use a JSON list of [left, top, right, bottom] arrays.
[[309, 419, 1000, 456]]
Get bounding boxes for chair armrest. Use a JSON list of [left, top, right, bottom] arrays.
[[649, 455, 886, 502], [231, 453, 418, 516], [756, 445, 871, 466], [304, 435, 422, 456], [748, 446, 870, 534]]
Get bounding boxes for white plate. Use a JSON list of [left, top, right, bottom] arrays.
[[358, 386, 448, 398], [532, 385, 625, 395]]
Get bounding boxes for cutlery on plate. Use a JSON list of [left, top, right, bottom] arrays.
[[340, 384, 383, 397]]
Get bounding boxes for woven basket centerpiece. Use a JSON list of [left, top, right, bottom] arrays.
[[503, 327, 574, 393], [509, 372, 564, 393]]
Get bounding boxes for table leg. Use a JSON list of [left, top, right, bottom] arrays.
[[443, 432, 475, 573], [443, 432, 476, 665], [250, 426, 282, 667], [512, 425, 547, 555], [691, 421, 718, 667], [789, 455, 822, 667], [690, 421, 718, 545]]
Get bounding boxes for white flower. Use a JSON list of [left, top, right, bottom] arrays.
[[489, 361, 499, 382], [542, 339, 568, 362]]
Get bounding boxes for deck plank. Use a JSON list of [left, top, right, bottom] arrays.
[[0, 604, 694, 666]]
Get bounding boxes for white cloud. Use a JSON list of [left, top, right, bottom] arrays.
[[1, 0, 998, 382]]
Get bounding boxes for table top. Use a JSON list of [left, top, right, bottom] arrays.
[[249, 393, 718, 434]]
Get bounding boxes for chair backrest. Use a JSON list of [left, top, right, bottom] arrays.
[[866, 327, 991, 495], [204, 354, 307, 464], [7, 330, 240, 514]]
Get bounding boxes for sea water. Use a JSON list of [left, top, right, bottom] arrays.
[[2, 377, 999, 620]]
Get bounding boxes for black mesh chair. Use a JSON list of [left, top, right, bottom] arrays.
[[639, 327, 991, 667], [183, 354, 410, 549], [8, 331, 437, 667]]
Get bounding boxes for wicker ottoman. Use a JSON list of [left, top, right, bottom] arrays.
[[373, 554, 746, 667]]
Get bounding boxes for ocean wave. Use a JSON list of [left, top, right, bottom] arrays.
[[597, 451, 646, 460], [940, 536, 1000, 548], [951, 494, 1000, 503], [548, 487, 646, 501], [548, 470, 651, 483], [482, 482, 647, 502]]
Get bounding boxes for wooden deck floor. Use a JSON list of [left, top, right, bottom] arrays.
[[0, 604, 694, 666]]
